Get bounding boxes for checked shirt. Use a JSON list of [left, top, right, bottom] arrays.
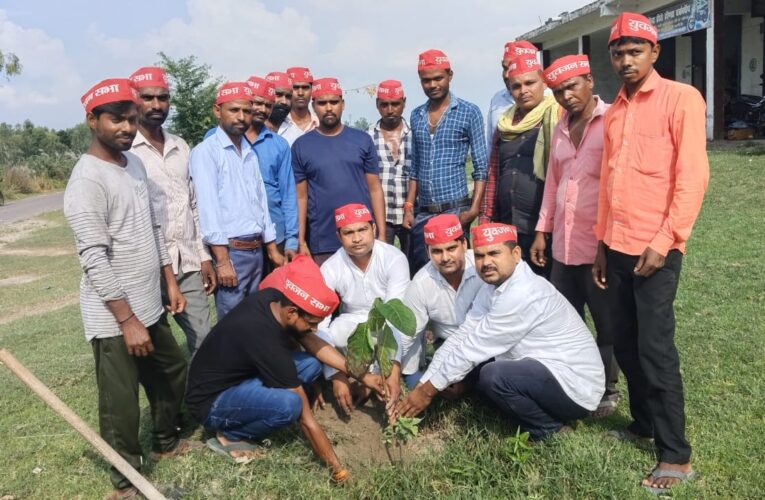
[[368, 119, 412, 225]]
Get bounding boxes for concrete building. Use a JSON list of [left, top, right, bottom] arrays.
[[519, 0, 765, 139]]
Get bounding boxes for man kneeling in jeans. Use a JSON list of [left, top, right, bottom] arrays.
[[398, 223, 605, 441], [186, 256, 382, 482]]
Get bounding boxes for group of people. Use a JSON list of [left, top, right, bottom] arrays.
[[64, 11, 709, 499]]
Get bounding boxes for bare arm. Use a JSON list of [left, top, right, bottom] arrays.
[[291, 385, 344, 475], [366, 172, 386, 241], [402, 178, 417, 229], [295, 180, 311, 256]]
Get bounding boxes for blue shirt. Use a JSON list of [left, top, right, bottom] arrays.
[[486, 88, 514, 150], [409, 94, 488, 206], [189, 127, 275, 245], [292, 126, 379, 254]]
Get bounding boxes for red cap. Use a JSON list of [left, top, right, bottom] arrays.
[[215, 82, 253, 105], [471, 223, 518, 247], [503, 41, 537, 61], [129, 67, 169, 89], [81, 79, 138, 114], [258, 255, 339, 318], [266, 71, 293, 89], [376, 79, 405, 100], [543, 55, 591, 88], [287, 66, 314, 83], [247, 76, 276, 102], [609, 12, 658, 45], [505, 54, 542, 78], [423, 214, 463, 245], [334, 203, 372, 228], [312, 77, 342, 97], [418, 49, 450, 71]]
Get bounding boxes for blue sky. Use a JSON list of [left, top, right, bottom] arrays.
[[0, 0, 579, 130]]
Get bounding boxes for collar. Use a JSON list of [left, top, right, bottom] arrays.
[[426, 250, 477, 290], [372, 118, 411, 137], [493, 259, 528, 295], [285, 109, 319, 128], [133, 128, 178, 154], [214, 126, 250, 154], [251, 125, 274, 145], [340, 240, 379, 274], [559, 95, 607, 134], [615, 68, 662, 104], [415, 92, 459, 117]]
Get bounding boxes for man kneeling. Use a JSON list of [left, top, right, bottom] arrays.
[[399, 223, 605, 441], [186, 256, 381, 481]]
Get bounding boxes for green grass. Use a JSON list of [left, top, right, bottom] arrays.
[[1, 150, 764, 498]]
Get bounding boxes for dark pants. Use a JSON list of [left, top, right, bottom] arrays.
[[517, 232, 551, 279], [551, 260, 619, 396], [606, 247, 690, 464], [478, 358, 590, 440], [204, 353, 321, 440], [312, 252, 334, 267], [214, 234, 264, 319], [385, 222, 410, 256], [409, 207, 469, 276], [91, 316, 188, 489]]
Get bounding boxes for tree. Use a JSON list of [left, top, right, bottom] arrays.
[[351, 117, 371, 131], [157, 52, 221, 145], [0, 50, 22, 79]]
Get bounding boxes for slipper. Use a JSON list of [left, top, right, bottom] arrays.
[[593, 395, 620, 418], [104, 486, 140, 500], [205, 437, 260, 465], [605, 429, 654, 444], [643, 467, 696, 494]]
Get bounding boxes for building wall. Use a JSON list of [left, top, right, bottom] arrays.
[[589, 28, 623, 103], [675, 35, 693, 84], [548, 40, 579, 61], [740, 13, 764, 96]]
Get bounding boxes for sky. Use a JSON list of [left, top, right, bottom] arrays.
[[0, 0, 582, 130]]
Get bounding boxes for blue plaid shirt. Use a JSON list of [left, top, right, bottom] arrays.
[[409, 94, 488, 206]]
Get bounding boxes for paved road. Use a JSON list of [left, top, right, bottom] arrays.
[[0, 191, 65, 225]]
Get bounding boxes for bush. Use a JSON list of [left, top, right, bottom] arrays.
[[3, 165, 36, 194]]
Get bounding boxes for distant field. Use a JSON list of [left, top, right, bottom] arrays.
[[1, 148, 763, 499]]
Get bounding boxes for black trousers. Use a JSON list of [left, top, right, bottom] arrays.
[[385, 222, 411, 257], [517, 232, 551, 279], [606, 247, 690, 464], [551, 260, 619, 395]]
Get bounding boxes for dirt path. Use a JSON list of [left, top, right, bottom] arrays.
[[0, 191, 64, 225], [0, 292, 80, 325]]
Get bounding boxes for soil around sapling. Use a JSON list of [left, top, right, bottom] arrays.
[[314, 392, 445, 466]]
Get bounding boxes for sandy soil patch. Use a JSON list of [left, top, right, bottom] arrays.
[[0, 246, 74, 257], [0, 274, 42, 287], [0, 218, 59, 245], [0, 293, 79, 325]]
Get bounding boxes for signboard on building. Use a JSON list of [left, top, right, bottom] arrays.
[[647, 0, 710, 40]]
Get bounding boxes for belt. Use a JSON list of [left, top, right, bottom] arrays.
[[421, 197, 471, 214], [228, 237, 262, 250]]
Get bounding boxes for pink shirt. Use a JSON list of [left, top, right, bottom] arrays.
[[536, 97, 609, 265]]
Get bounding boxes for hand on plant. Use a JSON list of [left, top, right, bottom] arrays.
[[332, 374, 354, 415], [397, 382, 437, 417], [384, 372, 401, 420], [359, 372, 385, 396], [309, 381, 326, 413]]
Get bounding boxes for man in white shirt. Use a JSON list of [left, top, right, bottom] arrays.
[[279, 66, 319, 146], [399, 222, 605, 441], [400, 214, 483, 389], [319, 203, 410, 416], [129, 66, 216, 355]]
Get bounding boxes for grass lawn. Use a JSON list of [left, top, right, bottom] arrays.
[[1, 148, 764, 499]]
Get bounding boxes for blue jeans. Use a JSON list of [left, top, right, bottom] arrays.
[[409, 207, 469, 276], [214, 234, 264, 319], [478, 358, 590, 440], [404, 371, 424, 390], [204, 352, 321, 441]]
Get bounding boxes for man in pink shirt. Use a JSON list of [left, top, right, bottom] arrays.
[[530, 55, 619, 418]]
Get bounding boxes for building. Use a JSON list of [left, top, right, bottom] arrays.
[[519, 0, 765, 139]]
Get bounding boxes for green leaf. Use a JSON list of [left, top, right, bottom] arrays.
[[377, 298, 417, 336], [367, 305, 386, 335], [376, 324, 399, 379], [346, 322, 374, 378]]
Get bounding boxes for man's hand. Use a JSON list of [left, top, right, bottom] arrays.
[[397, 382, 437, 417], [200, 259, 217, 295], [285, 248, 298, 262], [530, 232, 548, 267], [267, 244, 285, 268], [298, 241, 312, 258], [165, 281, 187, 315], [634, 246, 665, 278], [215, 259, 238, 288], [458, 208, 478, 227], [121, 316, 154, 357], [359, 372, 384, 396], [384, 371, 402, 419], [310, 381, 326, 413], [592, 242, 608, 290], [331, 374, 354, 415], [402, 209, 414, 230]]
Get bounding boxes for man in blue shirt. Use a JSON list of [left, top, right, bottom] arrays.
[[190, 82, 284, 319], [404, 49, 488, 275], [292, 77, 387, 266], [486, 42, 533, 150], [244, 76, 298, 268]]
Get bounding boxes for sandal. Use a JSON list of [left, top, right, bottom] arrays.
[[150, 439, 198, 461], [605, 429, 654, 445], [205, 437, 261, 465], [643, 467, 696, 494], [593, 394, 620, 418], [104, 486, 140, 500]]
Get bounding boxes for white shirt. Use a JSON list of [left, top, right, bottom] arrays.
[[131, 129, 210, 274], [278, 110, 319, 146], [486, 88, 514, 150], [319, 241, 410, 377], [422, 261, 605, 411], [399, 250, 483, 375]]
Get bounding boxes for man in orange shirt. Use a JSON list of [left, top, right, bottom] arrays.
[[592, 12, 709, 494]]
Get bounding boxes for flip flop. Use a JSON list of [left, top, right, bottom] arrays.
[[643, 467, 696, 495], [593, 394, 620, 418], [205, 437, 260, 465]]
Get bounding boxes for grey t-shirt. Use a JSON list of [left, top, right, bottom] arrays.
[[64, 152, 170, 340]]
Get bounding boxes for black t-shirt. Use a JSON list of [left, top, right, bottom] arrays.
[[186, 288, 301, 422]]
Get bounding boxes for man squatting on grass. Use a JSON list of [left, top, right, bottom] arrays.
[[185, 256, 384, 482], [592, 12, 709, 493], [65, 79, 192, 500]]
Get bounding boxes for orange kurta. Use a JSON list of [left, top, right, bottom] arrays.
[[594, 69, 709, 256]]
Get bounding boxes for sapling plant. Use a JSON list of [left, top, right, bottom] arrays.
[[345, 297, 421, 461]]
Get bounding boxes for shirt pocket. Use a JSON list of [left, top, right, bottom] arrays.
[[634, 131, 673, 176]]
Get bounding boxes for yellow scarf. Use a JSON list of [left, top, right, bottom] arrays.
[[497, 94, 560, 181]]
